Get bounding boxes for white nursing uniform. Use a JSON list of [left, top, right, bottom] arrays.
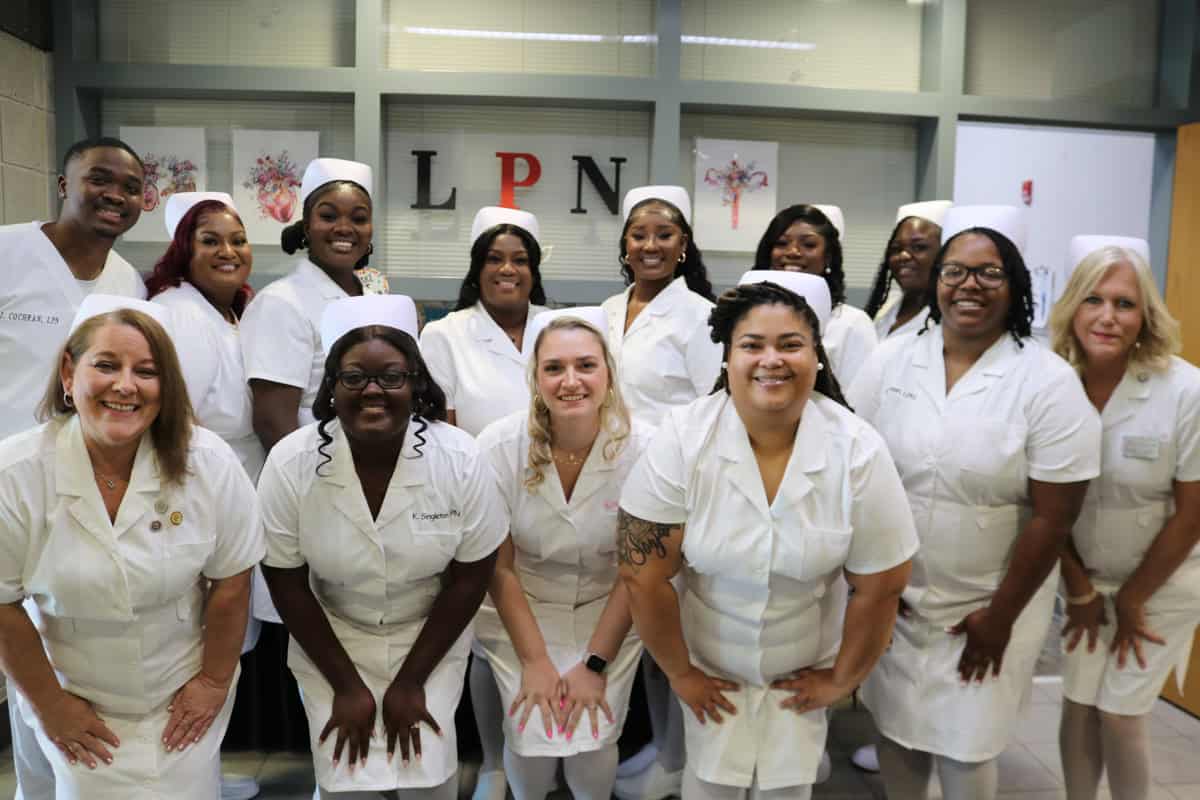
[[602, 277, 721, 428], [0, 417, 263, 800], [474, 412, 650, 756], [240, 258, 386, 622], [822, 303, 877, 390], [619, 392, 918, 790], [419, 302, 548, 437], [240, 258, 387, 428], [153, 282, 265, 480], [258, 420, 506, 792], [848, 328, 1101, 762], [0, 221, 145, 439], [873, 297, 931, 341], [1063, 357, 1200, 715]]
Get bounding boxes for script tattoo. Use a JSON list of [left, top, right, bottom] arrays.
[[617, 509, 673, 572]]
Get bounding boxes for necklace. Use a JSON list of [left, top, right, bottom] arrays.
[[552, 447, 590, 466], [96, 473, 126, 491]]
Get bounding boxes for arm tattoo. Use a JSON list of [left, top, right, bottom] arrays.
[[617, 509, 673, 573]]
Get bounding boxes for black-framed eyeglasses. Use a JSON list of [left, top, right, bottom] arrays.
[[334, 370, 415, 391], [939, 263, 1008, 289]]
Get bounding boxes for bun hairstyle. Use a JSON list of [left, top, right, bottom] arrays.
[[145, 199, 254, 316], [752, 204, 846, 308], [312, 325, 448, 475], [280, 180, 374, 270], [707, 281, 850, 409], [619, 198, 715, 302], [454, 224, 548, 311], [923, 226, 1034, 345]]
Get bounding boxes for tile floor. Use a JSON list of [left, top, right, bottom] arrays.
[[2, 680, 1200, 798]]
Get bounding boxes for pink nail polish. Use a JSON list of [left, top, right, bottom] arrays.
[[518, 723, 525, 733]]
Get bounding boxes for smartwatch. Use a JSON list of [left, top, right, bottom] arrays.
[[584, 652, 609, 675]]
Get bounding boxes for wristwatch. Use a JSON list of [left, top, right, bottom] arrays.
[[584, 652, 609, 675]]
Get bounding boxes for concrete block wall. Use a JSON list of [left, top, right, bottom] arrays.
[[0, 29, 55, 225]]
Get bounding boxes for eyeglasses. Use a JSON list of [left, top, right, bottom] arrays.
[[939, 263, 1008, 289], [334, 370, 414, 391]]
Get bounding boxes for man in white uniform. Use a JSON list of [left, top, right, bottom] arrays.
[[0, 136, 146, 800]]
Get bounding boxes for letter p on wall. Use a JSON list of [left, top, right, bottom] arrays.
[[496, 152, 542, 209]]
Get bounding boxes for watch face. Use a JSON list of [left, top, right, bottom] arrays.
[[585, 654, 608, 674]]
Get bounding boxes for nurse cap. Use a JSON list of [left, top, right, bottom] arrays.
[[940, 205, 1027, 252], [300, 158, 373, 205], [320, 295, 419, 353], [164, 191, 235, 238], [528, 306, 608, 348], [470, 207, 540, 246], [622, 186, 692, 225], [70, 294, 170, 335], [738, 270, 832, 331], [1067, 235, 1151, 272], [896, 200, 952, 227], [812, 205, 846, 242]]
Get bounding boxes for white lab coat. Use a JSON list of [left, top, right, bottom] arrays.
[[823, 303, 877, 390], [1062, 356, 1200, 715], [419, 302, 548, 437], [848, 327, 1101, 762], [602, 277, 722, 428], [619, 392, 918, 790], [873, 296, 931, 341], [0, 416, 264, 799], [0, 221, 145, 440], [240, 258, 387, 429], [258, 419, 506, 792], [474, 412, 650, 757]]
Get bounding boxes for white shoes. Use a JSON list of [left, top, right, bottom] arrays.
[[472, 769, 509, 800], [219, 774, 260, 800], [613, 759, 683, 800], [851, 744, 880, 773], [616, 743, 660, 778]]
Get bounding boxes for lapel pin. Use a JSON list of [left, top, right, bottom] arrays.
[[154, 500, 168, 514], [150, 520, 162, 532], [169, 511, 184, 526]]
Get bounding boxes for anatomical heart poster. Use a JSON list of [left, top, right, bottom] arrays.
[[694, 137, 778, 252], [119, 127, 207, 242], [232, 129, 318, 244]]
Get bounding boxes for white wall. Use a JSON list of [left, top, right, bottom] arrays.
[[0, 30, 54, 225], [953, 120, 1155, 326]]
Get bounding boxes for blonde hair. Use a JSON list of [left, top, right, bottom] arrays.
[[524, 317, 631, 491], [39, 309, 194, 485], [1049, 246, 1180, 374]]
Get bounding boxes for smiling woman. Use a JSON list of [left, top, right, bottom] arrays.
[[0, 297, 262, 800]]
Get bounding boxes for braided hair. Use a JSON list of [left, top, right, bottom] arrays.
[[313, 325, 448, 475], [922, 227, 1034, 346]]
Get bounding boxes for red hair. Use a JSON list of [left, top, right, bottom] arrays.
[[145, 199, 254, 317]]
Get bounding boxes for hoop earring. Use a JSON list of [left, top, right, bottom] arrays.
[[619, 254, 629, 266], [366, 243, 374, 256], [63, 390, 73, 408], [677, 253, 685, 264], [300, 234, 310, 249]]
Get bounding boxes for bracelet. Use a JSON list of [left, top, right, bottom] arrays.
[[1066, 590, 1099, 606]]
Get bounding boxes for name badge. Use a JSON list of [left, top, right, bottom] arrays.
[[1122, 435, 1161, 461]]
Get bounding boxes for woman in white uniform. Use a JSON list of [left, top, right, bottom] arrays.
[[259, 295, 506, 799], [752, 204, 877, 387], [241, 157, 388, 455], [419, 206, 549, 800], [475, 309, 649, 800], [0, 297, 262, 800], [618, 274, 917, 799], [865, 201, 952, 341], [847, 207, 1102, 800], [1047, 238, 1200, 800], [601, 186, 721, 800]]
